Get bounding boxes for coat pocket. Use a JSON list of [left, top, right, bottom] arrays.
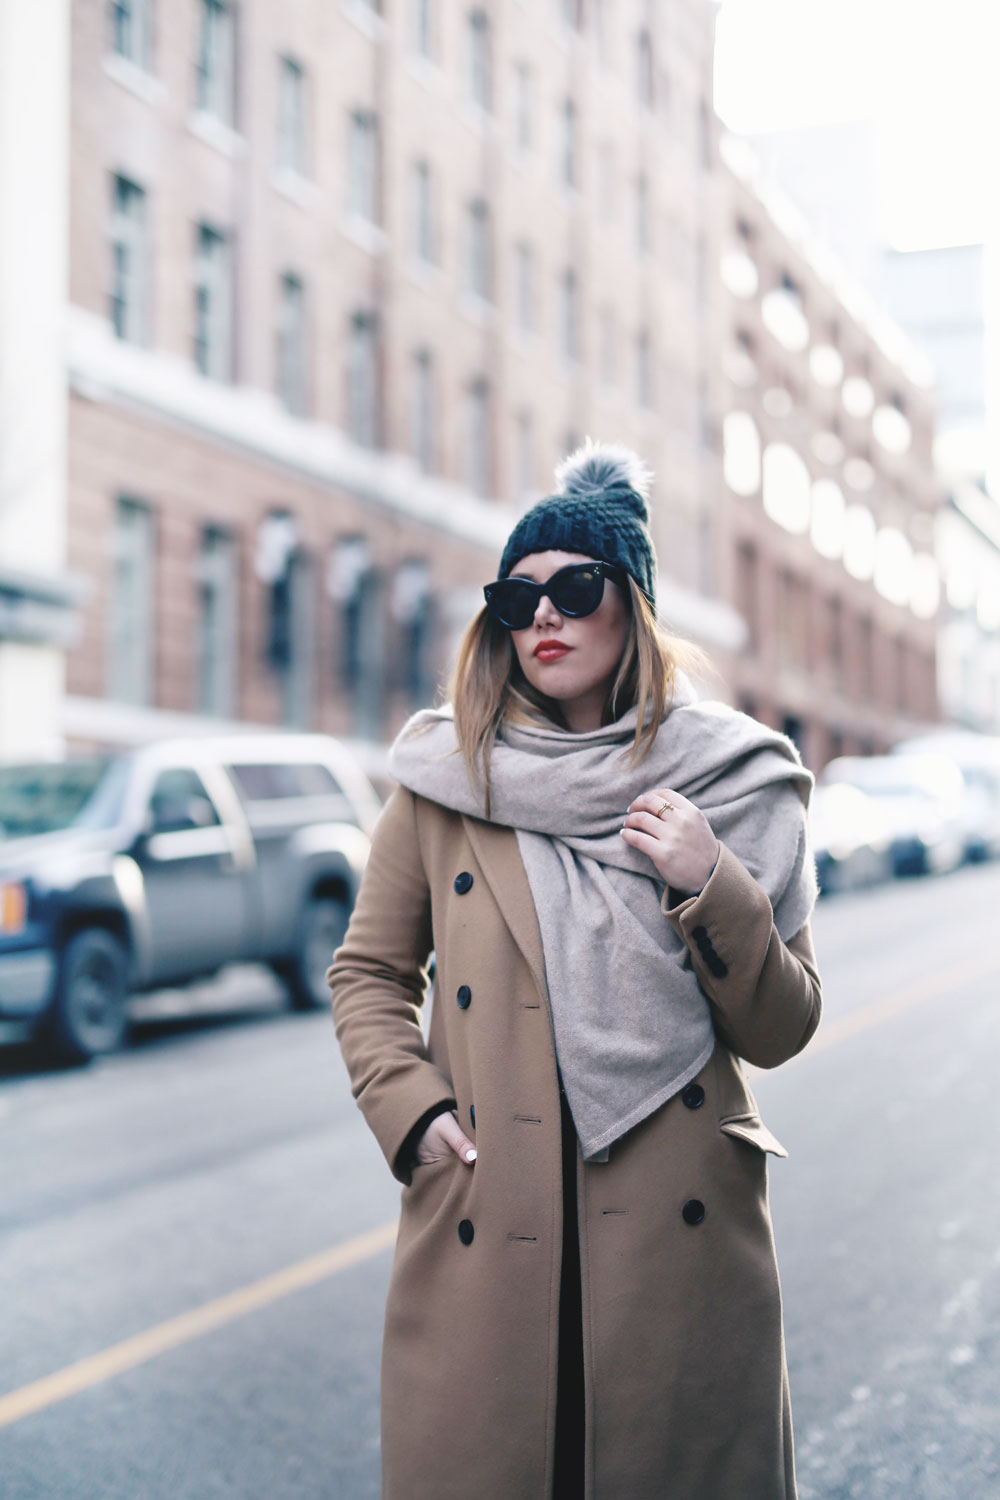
[[719, 1112, 788, 1158]]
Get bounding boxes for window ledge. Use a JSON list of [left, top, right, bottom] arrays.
[[405, 55, 448, 93], [459, 101, 498, 137], [187, 111, 245, 158], [405, 258, 445, 293], [102, 53, 165, 105], [459, 294, 498, 328], [341, 0, 389, 42], [340, 214, 389, 255], [272, 168, 319, 211]]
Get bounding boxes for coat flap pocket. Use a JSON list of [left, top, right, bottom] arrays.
[[719, 1112, 788, 1158]]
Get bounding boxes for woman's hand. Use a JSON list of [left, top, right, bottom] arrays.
[[621, 788, 721, 895], [415, 1109, 477, 1167]]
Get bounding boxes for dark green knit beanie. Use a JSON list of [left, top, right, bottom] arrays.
[[498, 437, 658, 606]]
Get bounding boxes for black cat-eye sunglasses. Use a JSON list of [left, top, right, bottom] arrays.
[[483, 561, 627, 631]]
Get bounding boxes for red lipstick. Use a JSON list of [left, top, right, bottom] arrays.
[[533, 639, 572, 662]]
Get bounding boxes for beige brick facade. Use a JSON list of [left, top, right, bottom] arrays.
[[59, 0, 942, 772]]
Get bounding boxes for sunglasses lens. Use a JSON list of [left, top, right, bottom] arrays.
[[551, 565, 604, 617], [486, 580, 537, 629]]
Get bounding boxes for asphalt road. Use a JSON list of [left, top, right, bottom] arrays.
[[1, 861, 998, 1499]]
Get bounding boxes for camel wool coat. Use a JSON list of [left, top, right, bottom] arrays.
[[328, 783, 823, 1500]]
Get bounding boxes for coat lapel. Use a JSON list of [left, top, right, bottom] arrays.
[[461, 814, 549, 1004]]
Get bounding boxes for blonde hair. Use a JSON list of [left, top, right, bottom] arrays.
[[444, 576, 716, 818]]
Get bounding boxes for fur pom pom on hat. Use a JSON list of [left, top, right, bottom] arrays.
[[497, 436, 658, 605]]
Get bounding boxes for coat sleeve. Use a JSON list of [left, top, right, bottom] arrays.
[[660, 840, 822, 1068], [327, 784, 457, 1182]]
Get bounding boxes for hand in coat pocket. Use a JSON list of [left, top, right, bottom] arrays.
[[416, 1109, 478, 1166]]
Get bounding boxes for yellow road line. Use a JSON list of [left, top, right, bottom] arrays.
[[804, 947, 1000, 1057], [3, 947, 997, 1429], [0, 1218, 397, 1429]]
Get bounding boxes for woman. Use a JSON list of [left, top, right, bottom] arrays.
[[328, 438, 822, 1500]]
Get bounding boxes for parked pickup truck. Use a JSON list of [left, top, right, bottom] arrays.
[[0, 733, 381, 1062]]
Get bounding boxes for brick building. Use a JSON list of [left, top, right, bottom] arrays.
[[54, 0, 737, 770], [2, 0, 944, 774], [712, 138, 944, 769]]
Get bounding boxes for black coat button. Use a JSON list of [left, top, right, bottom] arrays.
[[458, 1219, 475, 1245], [453, 871, 474, 894], [469, 1104, 476, 1128], [692, 925, 707, 941], [457, 985, 471, 1009], [706, 953, 728, 978], [682, 1199, 705, 1225], [681, 1083, 705, 1110]]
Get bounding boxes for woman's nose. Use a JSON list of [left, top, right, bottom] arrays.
[[534, 592, 562, 627]]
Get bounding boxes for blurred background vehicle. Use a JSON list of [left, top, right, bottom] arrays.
[[891, 731, 1000, 863], [819, 753, 967, 879], [0, 734, 380, 1063], [809, 781, 894, 894]]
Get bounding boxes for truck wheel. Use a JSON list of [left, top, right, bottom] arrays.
[[284, 895, 350, 1011], [45, 929, 129, 1063]]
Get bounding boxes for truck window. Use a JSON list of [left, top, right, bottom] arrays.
[[226, 762, 344, 801], [0, 758, 127, 839], [149, 769, 221, 833]]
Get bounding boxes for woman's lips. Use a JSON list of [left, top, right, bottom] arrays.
[[534, 642, 572, 663]]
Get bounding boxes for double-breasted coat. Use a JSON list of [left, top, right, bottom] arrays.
[[328, 782, 822, 1500]]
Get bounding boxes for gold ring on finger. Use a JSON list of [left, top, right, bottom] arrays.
[[656, 799, 675, 818]]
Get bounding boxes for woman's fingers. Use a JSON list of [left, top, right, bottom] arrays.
[[417, 1109, 477, 1165], [628, 788, 691, 819]]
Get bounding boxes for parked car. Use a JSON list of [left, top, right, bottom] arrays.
[[809, 781, 893, 894], [891, 730, 1000, 862], [819, 753, 966, 878], [0, 734, 381, 1062]]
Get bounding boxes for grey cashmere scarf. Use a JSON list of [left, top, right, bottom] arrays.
[[388, 670, 818, 1160]]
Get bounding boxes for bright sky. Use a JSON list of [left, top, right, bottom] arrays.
[[714, 0, 999, 251]]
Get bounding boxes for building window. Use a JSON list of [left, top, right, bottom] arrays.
[[193, 223, 232, 380], [328, 536, 384, 738], [466, 10, 491, 111], [110, 0, 152, 69], [110, 174, 148, 344], [515, 241, 535, 332], [559, 97, 578, 188], [109, 498, 155, 705], [560, 268, 579, 364], [636, 171, 650, 256], [466, 198, 491, 301], [599, 305, 616, 386], [827, 595, 844, 689], [514, 62, 533, 153], [411, 159, 435, 264], [347, 311, 379, 447], [276, 272, 307, 416], [277, 56, 307, 175], [392, 558, 434, 703], [411, 0, 434, 58], [777, 569, 808, 670], [464, 378, 491, 497], [255, 512, 313, 729], [735, 541, 758, 652], [515, 410, 534, 501], [636, 329, 652, 409], [412, 348, 435, 473], [637, 27, 654, 109], [196, 526, 237, 717], [195, 0, 235, 125], [348, 108, 379, 223]]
